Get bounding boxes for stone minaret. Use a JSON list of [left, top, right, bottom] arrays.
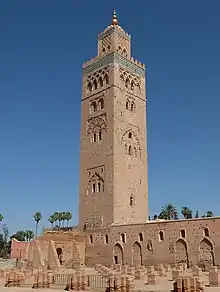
[[79, 11, 148, 230]]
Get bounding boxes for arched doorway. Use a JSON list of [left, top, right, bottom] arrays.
[[132, 241, 142, 267], [56, 248, 63, 265], [175, 239, 189, 267], [199, 238, 215, 266], [113, 243, 124, 265]]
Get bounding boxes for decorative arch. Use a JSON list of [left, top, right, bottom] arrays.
[[87, 116, 107, 136], [175, 238, 189, 267], [98, 98, 104, 110], [103, 74, 109, 86], [93, 79, 98, 91], [132, 241, 142, 267], [121, 129, 141, 154], [199, 238, 215, 266], [203, 227, 210, 237], [98, 76, 103, 88], [87, 82, 92, 93], [113, 243, 124, 265], [88, 173, 104, 194]]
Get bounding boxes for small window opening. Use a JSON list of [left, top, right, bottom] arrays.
[[92, 184, 96, 193], [98, 131, 102, 140], [128, 146, 132, 155], [93, 80, 98, 90], [180, 229, 186, 238], [131, 81, 134, 91], [126, 101, 129, 110], [93, 133, 97, 142], [105, 235, 109, 244], [102, 48, 106, 52], [130, 196, 133, 206], [121, 233, 126, 243], [98, 183, 101, 192], [131, 102, 134, 111], [89, 235, 93, 244], [204, 228, 210, 237], [159, 231, 164, 242], [128, 132, 132, 139], [139, 233, 143, 242], [91, 102, 97, 113], [107, 45, 110, 50], [99, 98, 104, 109]]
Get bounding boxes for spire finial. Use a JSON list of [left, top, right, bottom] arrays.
[[112, 10, 118, 26]]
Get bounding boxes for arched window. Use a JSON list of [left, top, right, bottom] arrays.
[[93, 133, 97, 142], [204, 227, 210, 237], [105, 235, 109, 244], [98, 131, 102, 141], [131, 102, 135, 112], [126, 100, 129, 110], [159, 231, 164, 242], [128, 132, 132, 139], [99, 98, 104, 110], [180, 229, 186, 238], [92, 184, 96, 193], [98, 77, 103, 88], [131, 81, 134, 91], [98, 182, 101, 192], [128, 146, 132, 155], [103, 74, 109, 85], [89, 235, 93, 244], [121, 233, 126, 243], [139, 232, 143, 242], [93, 79, 98, 90], [91, 101, 97, 113], [87, 82, 92, 92], [130, 196, 133, 206], [125, 78, 129, 88], [120, 74, 124, 81]]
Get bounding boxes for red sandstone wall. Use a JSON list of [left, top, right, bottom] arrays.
[[10, 238, 30, 260]]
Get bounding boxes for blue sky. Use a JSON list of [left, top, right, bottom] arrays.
[[0, 0, 220, 234]]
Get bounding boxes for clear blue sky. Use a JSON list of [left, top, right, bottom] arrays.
[[0, 0, 220, 235]]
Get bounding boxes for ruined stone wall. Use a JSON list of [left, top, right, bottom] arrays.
[[85, 217, 220, 267], [10, 238, 30, 260]]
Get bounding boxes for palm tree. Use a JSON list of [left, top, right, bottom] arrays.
[[25, 230, 34, 241], [66, 212, 72, 227], [158, 204, 178, 220], [0, 214, 3, 222], [53, 212, 59, 226], [57, 212, 62, 228], [206, 211, 213, 217], [61, 212, 66, 227], [153, 214, 158, 220], [195, 210, 199, 218], [33, 212, 42, 237], [48, 215, 55, 228], [181, 207, 193, 219]]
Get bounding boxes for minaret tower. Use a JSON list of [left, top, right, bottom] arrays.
[[79, 12, 148, 230]]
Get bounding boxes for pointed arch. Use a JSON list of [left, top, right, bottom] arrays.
[[113, 243, 124, 265], [90, 101, 97, 113], [132, 241, 142, 267], [121, 129, 141, 151], [175, 238, 189, 267], [125, 78, 130, 88], [199, 238, 215, 266], [98, 98, 104, 110]]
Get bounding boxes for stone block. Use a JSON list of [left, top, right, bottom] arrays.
[[172, 270, 183, 281], [147, 272, 157, 285], [209, 268, 220, 287]]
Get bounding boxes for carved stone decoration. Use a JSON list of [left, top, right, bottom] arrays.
[[119, 67, 141, 93], [85, 216, 103, 229], [147, 239, 153, 252], [87, 114, 107, 136], [121, 129, 141, 158], [169, 242, 175, 254]]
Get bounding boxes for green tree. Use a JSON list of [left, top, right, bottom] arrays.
[[48, 215, 55, 228], [53, 212, 59, 226], [57, 212, 63, 227], [158, 204, 178, 220], [61, 212, 66, 227], [195, 210, 199, 218], [25, 230, 34, 241], [181, 207, 193, 219], [206, 211, 213, 217], [66, 212, 72, 227], [0, 213, 3, 222], [153, 214, 158, 220], [11, 230, 26, 241], [33, 212, 42, 237]]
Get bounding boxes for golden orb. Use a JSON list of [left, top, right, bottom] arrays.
[[112, 10, 118, 26]]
